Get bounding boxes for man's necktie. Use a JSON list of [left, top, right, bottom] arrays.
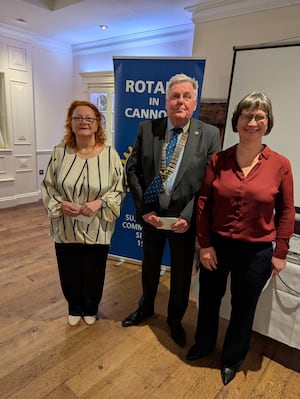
[[143, 127, 182, 204]]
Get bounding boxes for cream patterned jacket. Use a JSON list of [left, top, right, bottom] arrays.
[[41, 143, 125, 245]]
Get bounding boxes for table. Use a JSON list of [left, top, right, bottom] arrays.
[[190, 261, 300, 350]]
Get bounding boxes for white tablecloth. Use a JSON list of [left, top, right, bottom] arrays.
[[190, 261, 300, 350]]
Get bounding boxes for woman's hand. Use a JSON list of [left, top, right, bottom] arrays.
[[80, 199, 102, 217], [271, 256, 286, 276], [61, 201, 80, 217], [200, 247, 218, 271]]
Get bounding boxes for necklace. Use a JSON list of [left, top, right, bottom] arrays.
[[76, 145, 96, 156]]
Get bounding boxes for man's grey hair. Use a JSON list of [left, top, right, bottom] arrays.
[[166, 73, 199, 100]]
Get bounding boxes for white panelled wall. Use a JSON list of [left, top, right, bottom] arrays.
[[33, 46, 73, 192], [0, 38, 38, 207], [0, 28, 73, 208], [0, 29, 73, 208]]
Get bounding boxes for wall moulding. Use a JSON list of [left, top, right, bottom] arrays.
[[0, 155, 6, 174], [0, 191, 39, 209], [186, 0, 300, 23], [73, 24, 193, 56], [15, 154, 33, 173], [8, 45, 27, 71], [0, 177, 15, 183], [9, 80, 31, 144]]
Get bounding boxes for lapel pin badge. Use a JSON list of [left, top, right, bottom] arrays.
[[194, 130, 200, 135]]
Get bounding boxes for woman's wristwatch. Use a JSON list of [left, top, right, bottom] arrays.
[[101, 199, 107, 208]]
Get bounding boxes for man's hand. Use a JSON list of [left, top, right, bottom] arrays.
[[143, 211, 163, 227], [172, 216, 189, 233]]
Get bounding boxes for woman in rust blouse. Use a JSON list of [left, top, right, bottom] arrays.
[[187, 92, 295, 385]]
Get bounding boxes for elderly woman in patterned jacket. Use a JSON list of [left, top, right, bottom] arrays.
[[41, 100, 125, 327]]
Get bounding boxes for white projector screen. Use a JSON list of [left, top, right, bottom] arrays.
[[223, 42, 300, 212]]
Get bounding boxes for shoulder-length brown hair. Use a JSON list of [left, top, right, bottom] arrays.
[[63, 100, 106, 147], [231, 91, 274, 135]]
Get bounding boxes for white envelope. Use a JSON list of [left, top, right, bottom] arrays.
[[157, 217, 178, 230]]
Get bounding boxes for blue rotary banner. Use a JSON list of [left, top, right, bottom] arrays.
[[109, 57, 206, 266]]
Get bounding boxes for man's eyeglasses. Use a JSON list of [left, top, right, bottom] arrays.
[[239, 113, 268, 123], [72, 116, 97, 124]]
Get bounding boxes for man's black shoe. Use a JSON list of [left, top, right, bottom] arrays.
[[121, 309, 154, 327], [167, 320, 186, 347], [186, 343, 213, 361]]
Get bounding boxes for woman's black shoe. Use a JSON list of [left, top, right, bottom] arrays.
[[221, 366, 237, 385]]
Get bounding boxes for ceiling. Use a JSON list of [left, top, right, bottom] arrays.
[[2, 0, 298, 49], [0, 0, 199, 47]]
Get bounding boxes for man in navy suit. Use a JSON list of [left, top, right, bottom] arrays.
[[122, 73, 221, 347]]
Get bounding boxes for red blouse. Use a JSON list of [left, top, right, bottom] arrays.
[[196, 145, 295, 259]]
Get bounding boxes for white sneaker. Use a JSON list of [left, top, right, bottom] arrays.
[[68, 315, 81, 326], [83, 315, 97, 325]]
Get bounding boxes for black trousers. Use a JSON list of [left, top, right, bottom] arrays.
[[195, 234, 273, 368], [55, 242, 109, 316], [139, 223, 195, 325]]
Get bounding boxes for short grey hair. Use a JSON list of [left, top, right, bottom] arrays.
[[166, 73, 199, 101], [231, 91, 274, 135]]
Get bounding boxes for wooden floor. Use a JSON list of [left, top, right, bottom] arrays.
[[0, 202, 299, 399]]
